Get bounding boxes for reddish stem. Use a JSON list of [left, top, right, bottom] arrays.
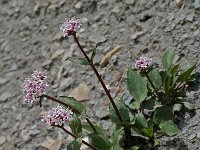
[[57, 126, 97, 150], [41, 94, 97, 133]]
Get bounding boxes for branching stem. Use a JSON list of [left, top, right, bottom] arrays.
[[57, 125, 97, 150], [41, 94, 97, 133]]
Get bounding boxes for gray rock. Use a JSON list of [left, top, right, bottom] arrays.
[[0, 78, 9, 86], [193, 0, 200, 9], [111, 6, 120, 13], [125, 0, 135, 5], [197, 132, 200, 139], [188, 134, 196, 140], [59, 77, 73, 91], [20, 129, 31, 142], [186, 14, 195, 22], [75, 1, 83, 9], [95, 107, 109, 119], [0, 136, 6, 146], [29, 125, 40, 136], [89, 34, 107, 43], [0, 92, 13, 102]]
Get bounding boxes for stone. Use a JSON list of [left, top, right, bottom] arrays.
[[42, 59, 52, 67], [0, 136, 6, 146], [59, 77, 73, 91], [100, 45, 121, 67], [130, 31, 145, 40], [175, 0, 183, 6], [29, 125, 40, 136], [0, 92, 12, 102], [188, 134, 196, 140], [186, 14, 195, 22], [0, 78, 9, 86], [51, 49, 65, 59], [197, 132, 200, 139], [95, 107, 109, 119], [41, 136, 62, 150], [193, 0, 200, 9], [20, 129, 31, 142], [68, 83, 90, 101], [125, 0, 135, 5], [89, 33, 107, 43], [111, 6, 120, 13], [75, 1, 83, 9], [53, 32, 63, 41]]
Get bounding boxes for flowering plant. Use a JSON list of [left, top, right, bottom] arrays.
[[23, 17, 197, 150]]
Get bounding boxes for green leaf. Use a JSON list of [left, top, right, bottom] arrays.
[[159, 120, 180, 136], [181, 101, 193, 110], [153, 106, 173, 125], [82, 122, 104, 135], [109, 97, 130, 125], [111, 127, 123, 149], [88, 134, 112, 150], [142, 119, 154, 138], [131, 127, 149, 140], [68, 56, 89, 65], [173, 104, 182, 112], [148, 69, 162, 90], [129, 100, 140, 110], [59, 96, 85, 116], [69, 117, 82, 136], [134, 113, 147, 129], [143, 98, 161, 110], [67, 139, 82, 150], [91, 48, 97, 62], [170, 64, 180, 75], [154, 139, 160, 147], [127, 69, 147, 102], [132, 146, 139, 150], [162, 49, 175, 69], [177, 62, 197, 82]]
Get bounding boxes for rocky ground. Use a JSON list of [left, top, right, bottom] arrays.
[[0, 0, 200, 149]]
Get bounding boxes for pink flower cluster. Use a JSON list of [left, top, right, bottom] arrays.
[[60, 17, 84, 37], [135, 56, 152, 71], [42, 105, 73, 126], [23, 71, 48, 103]]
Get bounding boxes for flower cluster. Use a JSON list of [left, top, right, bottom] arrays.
[[42, 105, 73, 126], [23, 71, 48, 103], [135, 56, 152, 71], [60, 17, 84, 37]]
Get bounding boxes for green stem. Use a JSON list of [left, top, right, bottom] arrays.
[[41, 94, 97, 133]]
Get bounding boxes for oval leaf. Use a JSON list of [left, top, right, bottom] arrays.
[[67, 139, 82, 150], [159, 120, 180, 136], [59, 96, 85, 116], [134, 113, 147, 129], [162, 49, 175, 69], [153, 106, 173, 125], [109, 97, 130, 125], [148, 69, 162, 90], [177, 61, 197, 82], [69, 117, 82, 136], [88, 134, 112, 150], [68, 56, 89, 65], [127, 69, 147, 102]]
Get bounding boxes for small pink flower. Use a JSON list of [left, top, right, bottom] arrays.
[[42, 106, 73, 126], [60, 17, 84, 37], [23, 71, 48, 103], [135, 56, 152, 71]]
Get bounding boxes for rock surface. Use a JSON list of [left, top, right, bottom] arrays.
[[0, 0, 199, 149]]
